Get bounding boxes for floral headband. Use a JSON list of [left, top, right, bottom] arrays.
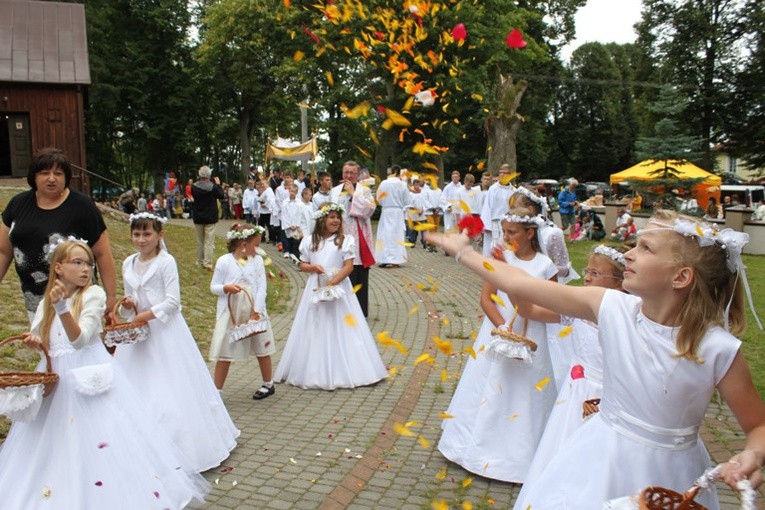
[[313, 202, 345, 220], [129, 212, 167, 224], [641, 218, 762, 330], [226, 226, 265, 241], [511, 186, 550, 213], [593, 245, 626, 267], [501, 213, 545, 227], [46, 235, 89, 262]]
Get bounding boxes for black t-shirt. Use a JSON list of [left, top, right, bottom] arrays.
[[2, 189, 107, 311]]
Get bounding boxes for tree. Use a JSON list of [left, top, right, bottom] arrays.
[[635, 85, 704, 177], [722, 0, 765, 174], [86, 0, 201, 190], [636, 0, 748, 171]]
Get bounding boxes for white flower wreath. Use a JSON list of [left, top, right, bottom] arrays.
[[501, 213, 546, 227], [313, 202, 346, 220], [511, 186, 550, 213], [46, 235, 89, 262], [129, 212, 167, 224], [593, 245, 626, 267], [226, 226, 265, 241]]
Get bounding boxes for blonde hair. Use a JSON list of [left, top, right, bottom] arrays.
[[588, 245, 627, 279], [39, 240, 93, 346], [650, 210, 745, 362]]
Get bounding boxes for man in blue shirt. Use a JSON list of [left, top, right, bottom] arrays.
[[557, 178, 579, 232]]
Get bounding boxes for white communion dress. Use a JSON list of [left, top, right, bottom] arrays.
[[523, 316, 603, 482], [0, 286, 208, 509], [514, 290, 740, 510], [275, 234, 388, 390], [438, 250, 558, 483], [115, 251, 239, 472]]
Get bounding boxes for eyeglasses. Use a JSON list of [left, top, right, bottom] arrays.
[[64, 259, 95, 269], [582, 267, 622, 280]]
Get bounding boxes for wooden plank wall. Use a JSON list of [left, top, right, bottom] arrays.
[[0, 82, 87, 191]]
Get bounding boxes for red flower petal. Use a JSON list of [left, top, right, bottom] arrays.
[[95, 481, 103, 486], [505, 28, 527, 49], [570, 364, 585, 380], [457, 215, 484, 238], [452, 23, 467, 41]]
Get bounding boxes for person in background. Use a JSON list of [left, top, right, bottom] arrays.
[[557, 178, 579, 233], [191, 165, 225, 271], [312, 171, 333, 210]]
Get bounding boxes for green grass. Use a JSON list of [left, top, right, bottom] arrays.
[[0, 188, 289, 440], [565, 239, 765, 395]]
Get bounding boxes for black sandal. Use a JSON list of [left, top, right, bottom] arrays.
[[252, 384, 275, 400]]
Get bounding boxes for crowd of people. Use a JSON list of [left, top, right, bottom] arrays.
[[0, 148, 763, 509]]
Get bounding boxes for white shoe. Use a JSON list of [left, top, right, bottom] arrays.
[[289, 254, 300, 264], [283, 253, 290, 258]]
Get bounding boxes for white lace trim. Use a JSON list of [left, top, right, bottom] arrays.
[[0, 384, 44, 421]]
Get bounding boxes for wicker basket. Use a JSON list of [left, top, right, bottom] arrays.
[[227, 289, 268, 343], [604, 464, 756, 510], [583, 398, 601, 419], [0, 335, 59, 397], [103, 297, 149, 347], [485, 310, 538, 364], [311, 273, 345, 304]]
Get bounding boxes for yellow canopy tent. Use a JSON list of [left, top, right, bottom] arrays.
[[609, 159, 721, 209]]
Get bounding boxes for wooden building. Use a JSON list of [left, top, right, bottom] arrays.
[[0, 0, 90, 191]]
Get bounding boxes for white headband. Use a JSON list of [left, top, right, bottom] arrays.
[[501, 213, 545, 227], [129, 212, 167, 224], [46, 235, 89, 262], [226, 226, 265, 241], [593, 245, 626, 267], [511, 186, 550, 213], [641, 219, 762, 331]]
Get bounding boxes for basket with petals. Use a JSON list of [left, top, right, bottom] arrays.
[[0, 335, 59, 421], [311, 273, 345, 304], [604, 464, 756, 510], [103, 297, 149, 347], [227, 289, 268, 343], [485, 311, 537, 365]]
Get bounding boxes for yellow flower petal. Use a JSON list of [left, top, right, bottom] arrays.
[[535, 377, 551, 392], [263, 257, 273, 266], [462, 477, 473, 488], [432, 500, 449, 510], [417, 435, 430, 448], [413, 222, 437, 231], [459, 199, 471, 213], [325, 71, 334, 87], [490, 293, 506, 307], [408, 304, 419, 316], [439, 411, 454, 419], [483, 261, 495, 271], [499, 172, 520, 185], [414, 353, 435, 365], [393, 422, 416, 437], [397, 240, 415, 247], [558, 325, 573, 338], [462, 346, 476, 359], [463, 502, 474, 510], [470, 329, 477, 340], [293, 50, 304, 62], [441, 317, 449, 326], [440, 369, 448, 382], [353, 284, 363, 294], [432, 336, 454, 355], [344, 314, 357, 327], [509, 413, 520, 420], [435, 466, 447, 480]]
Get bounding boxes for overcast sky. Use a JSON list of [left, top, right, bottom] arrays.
[[561, 0, 644, 61]]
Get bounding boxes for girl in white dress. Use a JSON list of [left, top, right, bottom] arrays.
[[437, 207, 558, 483], [517, 244, 627, 484], [510, 188, 579, 389], [275, 203, 388, 390], [209, 224, 277, 399], [114, 213, 239, 472], [427, 210, 765, 509], [0, 239, 207, 509]]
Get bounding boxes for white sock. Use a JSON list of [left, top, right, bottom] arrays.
[[264, 381, 273, 388]]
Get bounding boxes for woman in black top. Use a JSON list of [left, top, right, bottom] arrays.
[[0, 148, 117, 321]]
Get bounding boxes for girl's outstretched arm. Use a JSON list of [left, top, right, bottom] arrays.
[[717, 352, 765, 489], [426, 231, 603, 323]]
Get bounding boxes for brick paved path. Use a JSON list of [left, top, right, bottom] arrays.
[[188, 223, 760, 510]]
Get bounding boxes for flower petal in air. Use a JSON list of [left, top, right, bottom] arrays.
[[417, 435, 430, 448], [414, 353, 435, 365], [490, 293, 506, 307], [353, 284, 363, 294], [439, 411, 454, 419], [393, 422, 416, 437], [462, 346, 476, 359], [535, 377, 551, 391], [483, 261, 495, 271], [558, 325, 573, 338], [344, 314, 357, 327]]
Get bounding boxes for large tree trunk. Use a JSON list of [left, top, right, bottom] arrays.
[[373, 81, 398, 179], [485, 74, 528, 175]]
